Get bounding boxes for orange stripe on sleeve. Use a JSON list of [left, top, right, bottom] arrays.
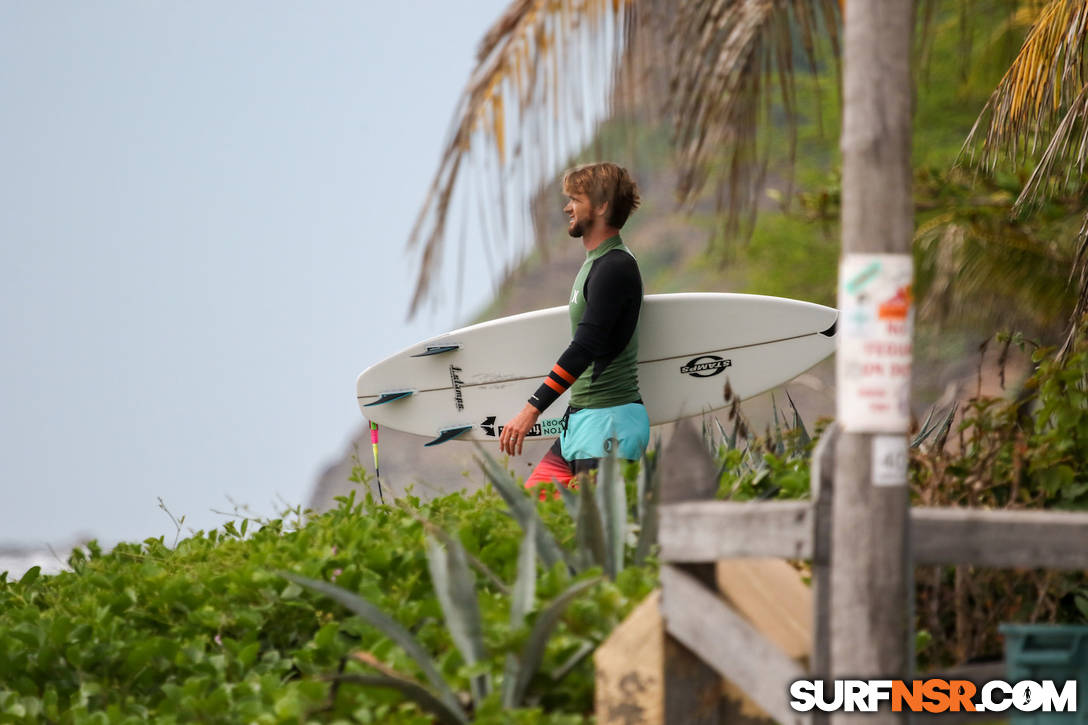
[[544, 377, 566, 394], [552, 365, 576, 384]]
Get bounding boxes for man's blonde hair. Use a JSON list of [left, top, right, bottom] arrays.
[[562, 162, 641, 229]]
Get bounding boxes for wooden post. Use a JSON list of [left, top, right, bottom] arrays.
[[809, 424, 838, 685], [833, 2, 914, 722], [659, 418, 722, 725]]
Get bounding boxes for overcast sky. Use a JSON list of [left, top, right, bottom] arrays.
[[0, 1, 514, 547]]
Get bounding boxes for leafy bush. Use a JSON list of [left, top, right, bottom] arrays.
[[911, 320, 1088, 666], [0, 480, 654, 723]]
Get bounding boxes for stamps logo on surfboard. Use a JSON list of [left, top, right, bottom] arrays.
[[680, 355, 733, 377]]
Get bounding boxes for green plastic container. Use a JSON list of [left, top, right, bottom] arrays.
[[1000, 624, 1087, 724]]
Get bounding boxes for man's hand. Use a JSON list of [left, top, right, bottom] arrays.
[[499, 403, 541, 456]]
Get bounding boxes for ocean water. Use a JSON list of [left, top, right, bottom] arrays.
[[0, 547, 72, 580]]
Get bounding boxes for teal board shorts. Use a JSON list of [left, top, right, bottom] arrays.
[[525, 401, 650, 490], [560, 402, 650, 461]]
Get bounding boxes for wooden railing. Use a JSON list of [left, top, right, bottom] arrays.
[[598, 418, 1088, 724]]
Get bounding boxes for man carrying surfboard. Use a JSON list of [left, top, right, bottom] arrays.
[[499, 162, 650, 490]]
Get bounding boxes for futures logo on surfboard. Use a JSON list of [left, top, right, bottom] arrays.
[[480, 416, 564, 438], [681, 355, 733, 378]]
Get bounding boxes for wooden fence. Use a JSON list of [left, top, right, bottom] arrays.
[[597, 419, 1088, 724]]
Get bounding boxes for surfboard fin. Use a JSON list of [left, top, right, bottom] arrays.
[[424, 425, 473, 447], [411, 344, 461, 357], [363, 391, 414, 407]]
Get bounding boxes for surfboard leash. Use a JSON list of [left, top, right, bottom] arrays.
[[369, 421, 385, 504]]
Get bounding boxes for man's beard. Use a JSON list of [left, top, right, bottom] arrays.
[[567, 219, 585, 238]]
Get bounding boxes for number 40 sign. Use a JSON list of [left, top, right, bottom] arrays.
[[872, 436, 908, 487]]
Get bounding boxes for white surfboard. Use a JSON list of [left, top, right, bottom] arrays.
[[356, 293, 836, 445]]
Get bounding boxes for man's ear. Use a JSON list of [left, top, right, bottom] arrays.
[[594, 200, 610, 221]]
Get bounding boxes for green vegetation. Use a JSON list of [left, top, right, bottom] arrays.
[[2, 322, 1086, 720], [0, 450, 660, 723], [912, 321, 1088, 666], [0, 485, 652, 723]]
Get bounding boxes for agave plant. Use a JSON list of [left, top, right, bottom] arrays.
[[706, 385, 960, 501], [701, 384, 815, 499], [633, 437, 660, 565], [474, 438, 660, 580], [281, 516, 601, 721], [912, 402, 959, 451]]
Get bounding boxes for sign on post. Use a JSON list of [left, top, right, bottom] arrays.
[[836, 253, 913, 434]]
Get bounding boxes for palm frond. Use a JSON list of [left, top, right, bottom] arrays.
[[406, 0, 845, 315], [1060, 211, 1088, 357], [668, 0, 840, 236], [1018, 81, 1088, 207], [956, 0, 1088, 350], [407, 0, 633, 316], [915, 206, 1077, 329], [961, 0, 1088, 205]]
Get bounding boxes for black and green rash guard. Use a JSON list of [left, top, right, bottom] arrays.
[[529, 235, 643, 412]]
